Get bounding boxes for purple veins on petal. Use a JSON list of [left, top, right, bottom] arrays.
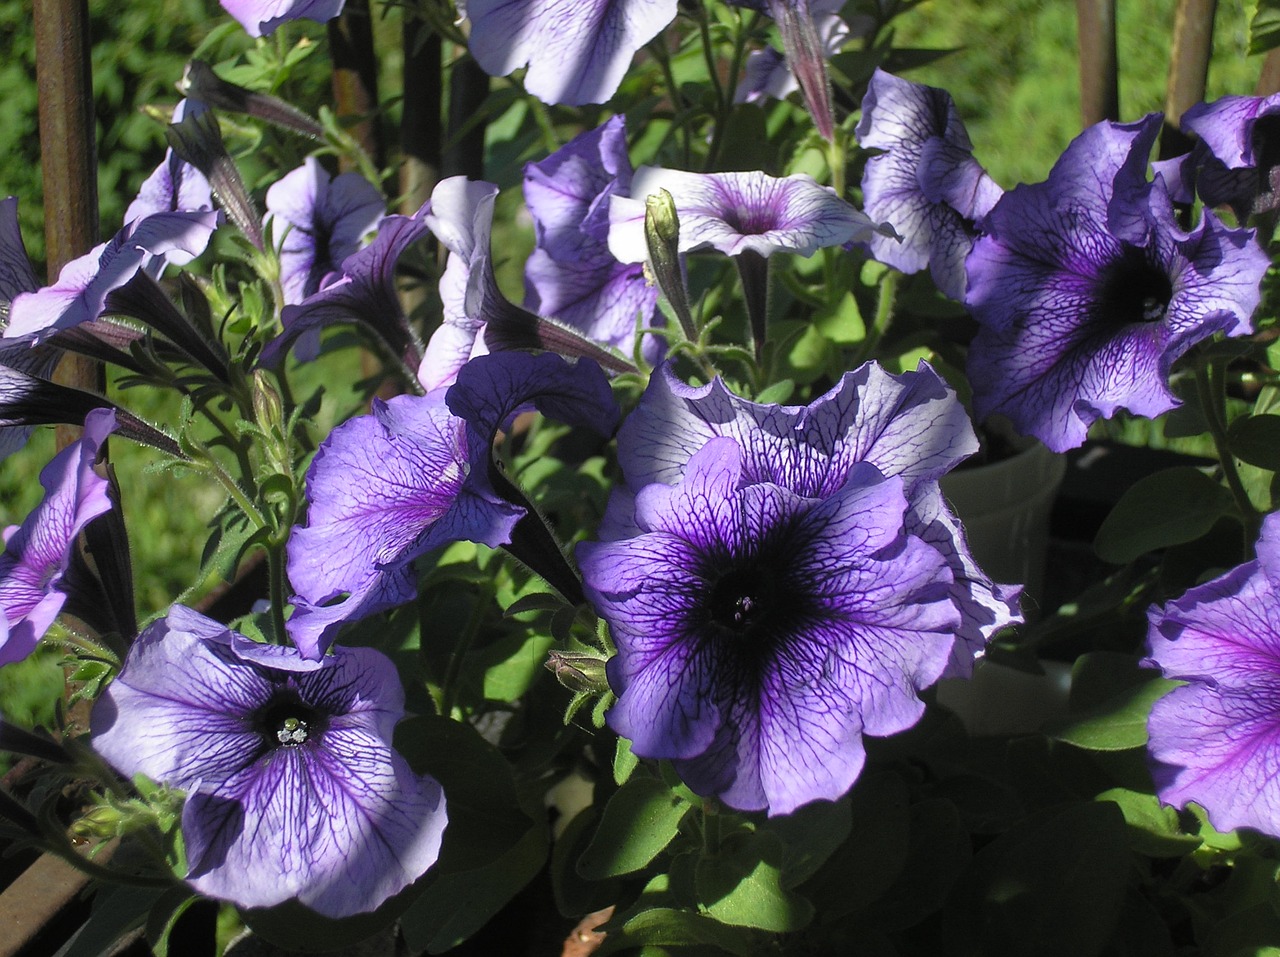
[[91, 605, 446, 917], [266, 157, 384, 306], [0, 408, 115, 666], [608, 167, 893, 263], [580, 437, 959, 815], [220, 0, 346, 37], [1143, 511, 1280, 839], [855, 68, 1002, 300], [1180, 93, 1280, 217], [963, 113, 1269, 453], [462, 0, 679, 106]]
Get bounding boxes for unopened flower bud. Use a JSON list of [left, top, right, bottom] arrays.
[[167, 109, 264, 250], [545, 650, 610, 695], [643, 190, 698, 342]]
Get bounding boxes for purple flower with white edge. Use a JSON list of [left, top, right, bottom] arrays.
[[124, 100, 215, 235], [419, 176, 637, 392], [287, 351, 619, 658], [0, 408, 114, 666], [580, 436, 960, 815], [964, 114, 1269, 453], [461, 0, 678, 106], [602, 361, 1021, 678], [523, 116, 661, 363], [220, 0, 345, 37], [4, 210, 218, 345], [91, 604, 446, 916], [856, 69, 1003, 301], [260, 201, 430, 371], [1180, 93, 1280, 219], [1144, 511, 1280, 838], [266, 157, 384, 306], [608, 166, 893, 263]]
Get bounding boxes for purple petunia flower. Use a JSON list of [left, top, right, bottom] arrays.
[[4, 211, 219, 345], [1144, 512, 1280, 839], [125, 101, 215, 232], [855, 68, 1003, 301], [964, 114, 1269, 453], [523, 116, 661, 363], [1179, 93, 1280, 219], [734, 0, 855, 108], [266, 157, 384, 306], [0, 408, 114, 666], [91, 604, 447, 916], [220, 0, 345, 37], [260, 201, 430, 370], [287, 351, 620, 658], [608, 166, 893, 262], [579, 435, 961, 816], [460, 0, 678, 106]]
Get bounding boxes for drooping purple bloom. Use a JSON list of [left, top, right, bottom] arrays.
[[733, 0, 858, 112], [287, 351, 620, 658], [260, 201, 430, 371], [602, 361, 1020, 674], [0, 408, 114, 666], [856, 69, 1003, 301], [964, 114, 1269, 453], [266, 157, 384, 306], [124, 101, 215, 233], [608, 167, 892, 262], [523, 116, 661, 363], [4, 211, 218, 345], [91, 604, 446, 916], [1179, 93, 1280, 219], [0, 197, 39, 305], [461, 0, 678, 106], [580, 435, 960, 816], [220, 0, 346, 37], [1144, 512, 1280, 838]]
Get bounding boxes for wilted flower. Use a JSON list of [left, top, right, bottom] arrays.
[[856, 68, 1003, 300], [965, 114, 1269, 452], [265, 157, 384, 305], [461, 0, 678, 106], [1144, 512, 1280, 839], [1179, 93, 1280, 219], [579, 363, 1019, 814], [92, 605, 447, 916], [125, 100, 215, 231], [287, 351, 620, 657], [0, 408, 114, 666], [523, 116, 661, 362], [734, 0, 855, 109]]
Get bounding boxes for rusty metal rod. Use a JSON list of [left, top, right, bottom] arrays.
[[1076, 0, 1119, 126]]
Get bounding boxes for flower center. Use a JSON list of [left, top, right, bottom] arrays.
[[254, 693, 321, 749], [1098, 244, 1173, 325], [705, 562, 796, 645]]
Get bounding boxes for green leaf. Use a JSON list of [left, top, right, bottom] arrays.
[[1045, 652, 1175, 751], [1228, 414, 1280, 471], [63, 884, 167, 957], [1096, 788, 1201, 858], [760, 797, 852, 888], [598, 907, 757, 956], [870, 798, 972, 932], [144, 886, 196, 957], [1094, 467, 1235, 563], [942, 801, 1130, 957], [614, 736, 639, 786], [552, 806, 618, 917], [814, 290, 867, 345], [696, 831, 814, 932], [1251, 0, 1280, 54], [577, 775, 692, 879]]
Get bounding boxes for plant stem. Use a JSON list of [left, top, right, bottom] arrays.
[[439, 583, 493, 718], [1194, 357, 1261, 549]]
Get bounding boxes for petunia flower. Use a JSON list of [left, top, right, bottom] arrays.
[[260, 202, 431, 371], [4, 210, 219, 345], [265, 157, 384, 306], [460, 0, 678, 106], [856, 68, 1003, 301], [600, 361, 1020, 679], [286, 351, 620, 658], [523, 116, 662, 363], [0, 408, 114, 666], [964, 113, 1269, 453], [579, 435, 960, 815], [734, 0, 855, 109], [608, 166, 891, 262], [418, 177, 637, 391], [91, 604, 447, 917], [1179, 93, 1280, 220], [124, 100, 215, 234], [220, 0, 346, 38], [1144, 511, 1280, 839]]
